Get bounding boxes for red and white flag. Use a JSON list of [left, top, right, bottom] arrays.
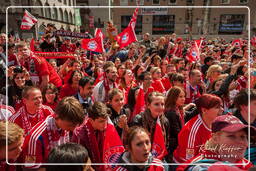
[[116, 25, 137, 49], [251, 36, 256, 47], [20, 10, 38, 30], [94, 28, 105, 52], [128, 7, 139, 29], [151, 117, 168, 160], [103, 117, 125, 171], [81, 37, 105, 53], [232, 39, 242, 48], [187, 40, 201, 63]]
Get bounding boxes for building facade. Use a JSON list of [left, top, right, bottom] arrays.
[[112, 0, 256, 40], [0, 0, 79, 39]]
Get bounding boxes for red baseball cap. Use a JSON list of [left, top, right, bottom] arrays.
[[212, 114, 256, 134]]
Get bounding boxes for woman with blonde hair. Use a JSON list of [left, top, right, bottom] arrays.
[[205, 64, 223, 91]]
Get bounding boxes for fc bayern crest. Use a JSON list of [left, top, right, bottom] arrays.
[[104, 146, 124, 169], [87, 40, 97, 50], [121, 33, 129, 43], [151, 143, 162, 158]]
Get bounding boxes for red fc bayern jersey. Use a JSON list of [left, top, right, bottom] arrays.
[[173, 114, 211, 163], [22, 115, 70, 169], [8, 105, 54, 135]]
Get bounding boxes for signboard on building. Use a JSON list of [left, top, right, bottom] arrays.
[[75, 8, 81, 26], [140, 8, 168, 15], [219, 14, 245, 34]]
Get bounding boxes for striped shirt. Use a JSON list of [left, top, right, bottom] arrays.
[[22, 115, 70, 169], [173, 115, 211, 163], [8, 105, 53, 135]]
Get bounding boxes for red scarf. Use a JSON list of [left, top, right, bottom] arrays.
[[21, 106, 44, 134], [84, 120, 104, 165]]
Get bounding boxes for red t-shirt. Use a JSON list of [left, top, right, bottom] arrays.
[[151, 79, 166, 94], [59, 83, 78, 99], [161, 77, 172, 91], [173, 114, 211, 163], [22, 55, 62, 88]]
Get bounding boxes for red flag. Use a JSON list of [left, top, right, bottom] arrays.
[[103, 117, 125, 171], [116, 26, 137, 49], [128, 7, 139, 29], [187, 40, 200, 63], [129, 88, 145, 122], [94, 28, 105, 52], [251, 36, 256, 47], [152, 117, 168, 160], [30, 38, 35, 52], [232, 39, 242, 48], [20, 10, 38, 30], [81, 37, 104, 53]]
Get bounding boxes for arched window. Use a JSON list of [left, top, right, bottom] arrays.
[[34, 0, 44, 17], [64, 10, 68, 22], [59, 8, 63, 21], [69, 12, 73, 24], [52, 7, 58, 20], [45, 3, 51, 18]]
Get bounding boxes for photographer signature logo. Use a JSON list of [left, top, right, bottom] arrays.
[[199, 144, 243, 153]]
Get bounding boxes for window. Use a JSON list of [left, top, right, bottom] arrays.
[[59, 8, 63, 21], [94, 18, 104, 28], [218, 14, 245, 34], [240, 0, 248, 4], [152, 15, 175, 34], [153, 0, 160, 4], [64, 10, 68, 22], [186, 0, 193, 4], [121, 15, 142, 34], [220, 0, 230, 4], [169, 0, 176, 4], [52, 8, 58, 20]]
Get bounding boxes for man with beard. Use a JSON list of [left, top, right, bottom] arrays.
[[93, 62, 118, 102]]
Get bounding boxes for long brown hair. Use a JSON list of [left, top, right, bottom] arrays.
[[165, 86, 183, 111]]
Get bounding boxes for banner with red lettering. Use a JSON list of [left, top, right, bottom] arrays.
[[34, 52, 76, 59]]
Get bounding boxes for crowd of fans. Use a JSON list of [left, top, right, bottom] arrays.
[[0, 23, 256, 171]]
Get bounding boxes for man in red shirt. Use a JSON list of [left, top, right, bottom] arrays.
[[15, 42, 62, 89], [22, 97, 85, 169], [9, 86, 54, 135]]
